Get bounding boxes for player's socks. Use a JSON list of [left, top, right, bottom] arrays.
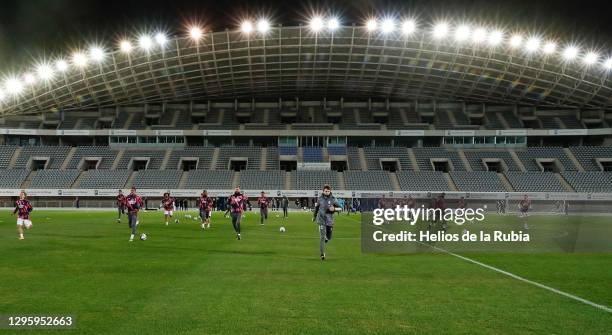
[[19, 234, 24, 240], [237, 233, 241, 240], [136, 221, 139, 226], [129, 234, 134, 242], [321, 254, 325, 260], [165, 221, 168, 226]]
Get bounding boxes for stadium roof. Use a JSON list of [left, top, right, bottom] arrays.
[[1, 19, 612, 116]]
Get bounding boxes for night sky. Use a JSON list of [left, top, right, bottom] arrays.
[[0, 0, 610, 70]]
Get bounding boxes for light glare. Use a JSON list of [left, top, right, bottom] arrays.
[[241, 21, 253, 33], [583, 52, 599, 65], [155, 33, 168, 45], [562, 46, 579, 60], [543, 42, 557, 54], [23, 73, 36, 85], [89, 47, 105, 62], [380, 18, 395, 33], [366, 19, 378, 32], [525, 37, 540, 52], [5, 78, 23, 95], [36, 64, 54, 81], [120, 40, 133, 53], [72, 52, 88, 67], [604, 57, 612, 70], [454, 25, 470, 42], [189, 27, 203, 40], [309, 16, 324, 32], [509, 35, 523, 48], [401, 20, 416, 35], [432, 22, 449, 39], [327, 17, 340, 31], [471, 28, 487, 43], [55, 60, 69, 72], [139, 35, 153, 50], [488, 31, 503, 46], [256, 19, 270, 33]]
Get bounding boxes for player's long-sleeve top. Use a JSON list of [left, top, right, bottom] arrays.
[[14, 199, 33, 219], [125, 193, 143, 214], [258, 196, 269, 209], [313, 194, 340, 226], [228, 193, 247, 214], [161, 197, 175, 211], [519, 199, 531, 211], [116, 194, 126, 208], [198, 196, 213, 211]]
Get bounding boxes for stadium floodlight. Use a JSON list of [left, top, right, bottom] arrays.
[[583, 52, 599, 65], [23, 73, 36, 85], [524, 37, 540, 53], [471, 28, 487, 44], [487, 30, 503, 46], [454, 25, 470, 42], [89, 47, 105, 62], [327, 17, 340, 31], [0, 89, 4, 102], [138, 35, 153, 50], [72, 52, 88, 68], [543, 42, 557, 55], [366, 18, 378, 32], [256, 19, 270, 33], [562, 46, 579, 61], [432, 22, 449, 39], [155, 33, 168, 46], [55, 59, 69, 72], [241, 20, 254, 34], [401, 19, 416, 35], [36, 64, 54, 81], [309, 16, 324, 32], [120, 40, 133, 53], [380, 18, 395, 34], [509, 34, 523, 48], [604, 57, 612, 70], [189, 26, 203, 40], [4, 78, 23, 95]]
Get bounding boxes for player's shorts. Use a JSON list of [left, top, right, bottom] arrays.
[[260, 208, 268, 218], [518, 210, 529, 217], [16, 218, 32, 227], [164, 210, 173, 216], [199, 209, 211, 219]]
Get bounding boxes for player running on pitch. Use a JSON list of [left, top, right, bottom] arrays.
[[313, 184, 341, 261], [518, 194, 531, 229], [228, 186, 247, 240], [198, 190, 213, 229], [14, 190, 33, 240], [161, 192, 178, 226], [125, 186, 144, 241], [257, 191, 269, 225], [116, 190, 126, 223]]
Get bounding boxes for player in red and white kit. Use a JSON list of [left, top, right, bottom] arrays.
[[258, 191, 269, 226], [160, 192, 178, 226], [14, 190, 33, 240], [198, 190, 213, 229], [125, 186, 144, 241], [518, 194, 531, 229], [228, 186, 247, 240], [116, 190, 126, 223]]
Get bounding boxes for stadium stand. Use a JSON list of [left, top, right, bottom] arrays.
[[117, 150, 166, 170], [463, 150, 520, 171], [505, 172, 565, 192], [396, 171, 450, 191], [413, 148, 466, 171], [14, 146, 72, 169], [450, 171, 506, 192], [515, 147, 576, 171], [216, 146, 262, 170], [569, 146, 612, 171], [239, 170, 285, 189], [184, 170, 234, 189], [293, 171, 341, 190], [561, 172, 612, 192], [0, 145, 16, 169], [67, 146, 118, 169], [132, 170, 182, 189], [302, 147, 324, 162], [343, 171, 393, 191], [166, 147, 215, 170], [363, 147, 412, 170], [30, 170, 80, 188], [0, 169, 29, 188], [78, 170, 131, 189]]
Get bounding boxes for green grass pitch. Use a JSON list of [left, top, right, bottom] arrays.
[[0, 210, 610, 334]]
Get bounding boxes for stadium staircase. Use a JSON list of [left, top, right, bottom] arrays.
[[443, 173, 458, 191], [123, 114, 135, 129], [457, 150, 473, 171], [210, 148, 220, 170], [556, 174, 575, 192], [322, 147, 329, 162], [72, 171, 88, 188], [336, 172, 346, 190], [446, 109, 457, 126], [353, 108, 361, 123], [496, 112, 511, 129], [20, 171, 34, 189], [564, 148, 585, 171], [125, 171, 137, 188], [497, 173, 515, 191], [406, 148, 419, 171], [285, 171, 292, 189], [260, 148, 267, 170], [111, 149, 125, 169], [73, 118, 84, 130], [357, 148, 367, 170], [297, 147, 304, 162], [389, 172, 401, 191], [8, 147, 21, 168], [509, 150, 527, 172], [398, 108, 409, 126], [178, 171, 189, 188], [160, 149, 173, 169], [232, 171, 240, 188], [61, 147, 77, 170]]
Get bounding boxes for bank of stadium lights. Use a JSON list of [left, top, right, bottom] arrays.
[[138, 35, 153, 50], [543, 42, 557, 55], [432, 22, 449, 39], [55, 59, 69, 72], [366, 18, 378, 32], [380, 18, 395, 34], [583, 52, 599, 65], [256, 19, 271, 34], [4, 77, 23, 95], [189, 27, 203, 40], [487, 31, 503, 46], [36, 64, 54, 81], [509, 34, 523, 48], [605, 57, 612, 70], [401, 19, 416, 35], [120, 40, 133, 53], [327, 17, 340, 31], [524, 37, 541, 53], [89, 47, 105, 62], [241, 21, 254, 34], [454, 25, 470, 42], [309, 16, 324, 32], [562, 46, 579, 61], [155, 33, 168, 46], [23, 73, 36, 85], [72, 52, 88, 68]]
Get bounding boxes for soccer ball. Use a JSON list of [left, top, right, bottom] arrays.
[[279, 226, 286, 233], [140, 233, 147, 241]]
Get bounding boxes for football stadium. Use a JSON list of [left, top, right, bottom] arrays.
[[0, 1, 611, 333]]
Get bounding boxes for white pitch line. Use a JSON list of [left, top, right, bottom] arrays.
[[346, 215, 612, 313]]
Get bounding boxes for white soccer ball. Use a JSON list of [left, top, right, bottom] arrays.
[[279, 226, 286, 233], [275, 214, 280, 218], [140, 233, 147, 241]]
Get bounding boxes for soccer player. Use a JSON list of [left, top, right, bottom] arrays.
[[160, 192, 178, 226], [258, 191, 269, 225], [518, 194, 531, 229], [281, 195, 289, 219], [125, 186, 144, 242], [313, 185, 341, 260], [14, 190, 33, 240], [116, 190, 126, 223], [198, 190, 213, 229], [228, 186, 247, 240], [458, 196, 466, 209]]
